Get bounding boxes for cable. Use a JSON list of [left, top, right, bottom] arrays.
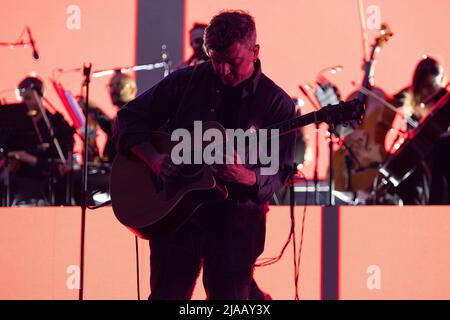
[[254, 213, 294, 267], [295, 171, 308, 300], [289, 178, 298, 299], [255, 176, 302, 267], [253, 169, 309, 300]]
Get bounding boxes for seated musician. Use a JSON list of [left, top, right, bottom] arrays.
[[391, 56, 447, 204], [72, 71, 137, 205], [395, 56, 446, 129], [5, 76, 74, 206], [77, 71, 137, 165]]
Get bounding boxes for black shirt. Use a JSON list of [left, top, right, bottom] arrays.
[[114, 59, 296, 204], [114, 60, 297, 270], [217, 69, 257, 130]]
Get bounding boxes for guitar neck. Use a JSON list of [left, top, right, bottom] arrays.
[[263, 99, 363, 138], [265, 111, 317, 136]]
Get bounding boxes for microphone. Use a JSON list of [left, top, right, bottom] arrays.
[[26, 27, 39, 60]]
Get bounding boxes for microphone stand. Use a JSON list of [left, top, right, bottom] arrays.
[[0, 26, 38, 60], [79, 63, 92, 300], [52, 60, 167, 80], [327, 125, 335, 206], [313, 124, 320, 205]]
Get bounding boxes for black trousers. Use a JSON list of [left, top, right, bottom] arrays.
[[148, 204, 255, 300]]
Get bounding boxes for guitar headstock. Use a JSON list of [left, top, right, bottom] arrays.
[[315, 99, 365, 126]]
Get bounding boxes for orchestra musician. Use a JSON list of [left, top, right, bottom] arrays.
[[4, 76, 74, 206], [89, 71, 137, 164], [394, 56, 446, 129], [389, 56, 447, 204], [176, 23, 209, 69], [73, 71, 137, 205]]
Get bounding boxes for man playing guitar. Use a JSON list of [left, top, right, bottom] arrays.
[[114, 10, 297, 300]]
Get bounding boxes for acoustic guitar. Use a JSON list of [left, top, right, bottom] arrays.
[[110, 99, 364, 239]]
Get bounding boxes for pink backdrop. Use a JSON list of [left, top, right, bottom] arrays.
[[2, 206, 450, 299]]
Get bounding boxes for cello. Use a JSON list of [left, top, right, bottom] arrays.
[[333, 23, 395, 193]]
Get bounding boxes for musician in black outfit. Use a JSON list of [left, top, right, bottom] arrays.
[[114, 10, 297, 299], [391, 57, 447, 204], [177, 19, 277, 300], [5, 76, 74, 206]]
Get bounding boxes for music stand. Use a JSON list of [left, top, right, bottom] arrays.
[[0, 103, 42, 206]]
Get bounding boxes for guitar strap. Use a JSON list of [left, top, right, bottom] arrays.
[[166, 64, 203, 133], [241, 74, 274, 133]]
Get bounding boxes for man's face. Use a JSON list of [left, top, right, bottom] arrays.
[[190, 28, 205, 54], [108, 76, 136, 107], [209, 41, 259, 87], [18, 87, 40, 109]]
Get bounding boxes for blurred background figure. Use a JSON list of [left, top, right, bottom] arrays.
[[74, 71, 137, 205], [391, 56, 447, 204], [176, 23, 209, 69], [98, 71, 137, 163], [396, 56, 446, 128], [78, 70, 137, 165], [3, 76, 74, 206]]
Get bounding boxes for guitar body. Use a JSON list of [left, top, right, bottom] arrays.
[[110, 130, 228, 240], [110, 104, 363, 239]]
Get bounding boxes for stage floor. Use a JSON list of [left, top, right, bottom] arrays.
[[1, 206, 449, 299]]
